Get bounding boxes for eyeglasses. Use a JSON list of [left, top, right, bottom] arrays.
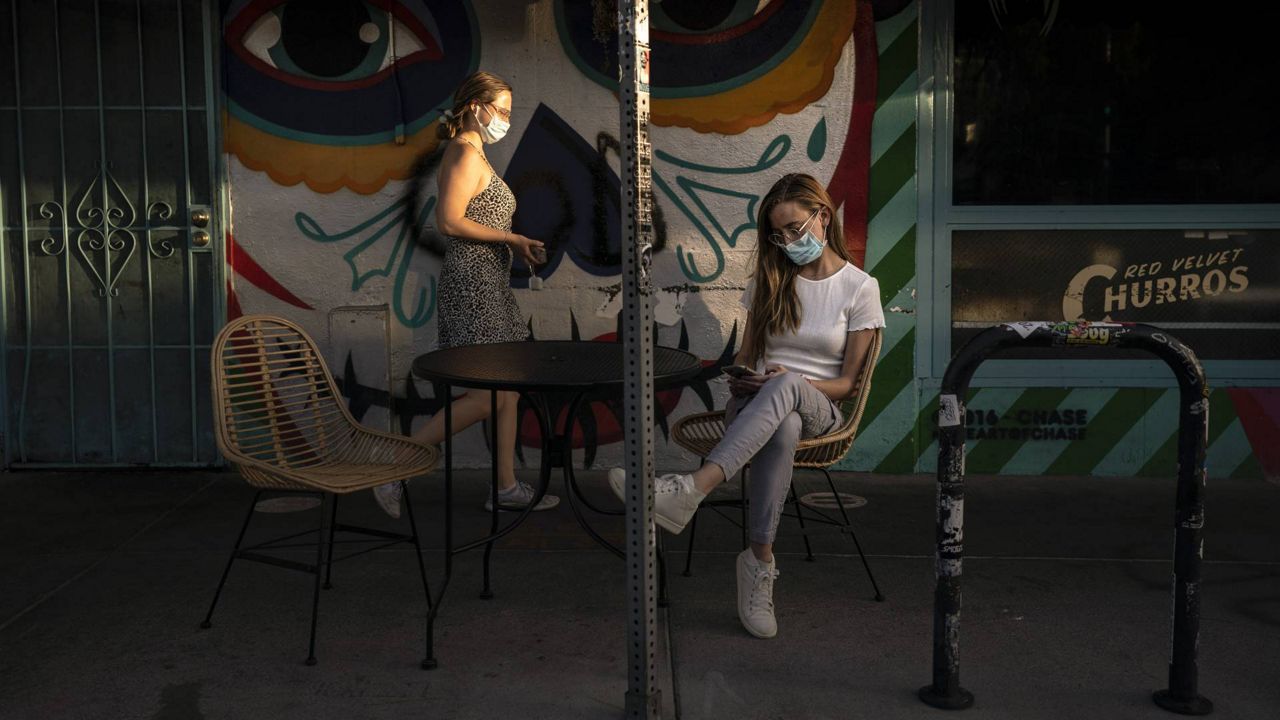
[[484, 103, 511, 122], [767, 208, 820, 247]]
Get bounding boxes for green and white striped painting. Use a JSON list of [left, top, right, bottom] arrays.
[[836, 4, 1274, 480]]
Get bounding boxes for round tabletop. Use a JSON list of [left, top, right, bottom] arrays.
[[412, 340, 703, 393]]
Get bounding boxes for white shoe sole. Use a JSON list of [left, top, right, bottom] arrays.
[[736, 552, 777, 639], [607, 468, 626, 502], [373, 483, 402, 519], [655, 512, 688, 535], [484, 495, 561, 512], [608, 468, 690, 535], [739, 616, 776, 639]]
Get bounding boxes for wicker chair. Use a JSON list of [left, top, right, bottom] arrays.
[[200, 314, 440, 665], [671, 327, 884, 601]]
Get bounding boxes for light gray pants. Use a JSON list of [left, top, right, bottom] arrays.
[[705, 372, 842, 544]]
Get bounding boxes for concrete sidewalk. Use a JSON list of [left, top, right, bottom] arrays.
[[0, 468, 1277, 719]]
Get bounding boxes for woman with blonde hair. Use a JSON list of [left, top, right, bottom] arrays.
[[610, 173, 883, 638], [374, 71, 559, 517]]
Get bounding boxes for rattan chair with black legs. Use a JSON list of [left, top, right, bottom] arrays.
[[670, 328, 884, 601], [201, 314, 440, 665]]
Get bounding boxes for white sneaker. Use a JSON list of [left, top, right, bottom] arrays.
[[372, 481, 404, 519], [483, 481, 561, 512], [607, 468, 706, 535], [736, 549, 779, 638]]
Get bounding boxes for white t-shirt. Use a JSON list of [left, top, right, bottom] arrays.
[[740, 262, 885, 381]]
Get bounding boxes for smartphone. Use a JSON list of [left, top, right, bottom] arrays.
[[721, 364, 758, 379]]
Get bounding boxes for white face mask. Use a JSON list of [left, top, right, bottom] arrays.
[[474, 104, 509, 144]]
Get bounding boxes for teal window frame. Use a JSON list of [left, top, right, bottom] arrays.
[[916, 1, 1280, 389]]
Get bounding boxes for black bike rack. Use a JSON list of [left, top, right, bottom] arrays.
[[918, 322, 1213, 715]]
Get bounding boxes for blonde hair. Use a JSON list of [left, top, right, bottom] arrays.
[[436, 71, 512, 140], [741, 173, 854, 366]]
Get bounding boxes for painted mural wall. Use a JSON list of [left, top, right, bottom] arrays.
[[219, 0, 1274, 481], [221, 0, 921, 473]]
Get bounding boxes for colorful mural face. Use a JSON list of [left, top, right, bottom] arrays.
[[223, 0, 881, 469]]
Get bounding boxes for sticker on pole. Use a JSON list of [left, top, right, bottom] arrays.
[[1004, 321, 1048, 339], [938, 394, 962, 427], [639, 46, 650, 92], [1051, 321, 1126, 346]]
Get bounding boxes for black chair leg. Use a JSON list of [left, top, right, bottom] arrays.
[[790, 481, 815, 562], [481, 394, 499, 600], [740, 466, 749, 549], [848, 526, 884, 602], [824, 469, 884, 602], [402, 483, 433, 611], [200, 490, 262, 629], [323, 493, 339, 589], [682, 509, 699, 577], [305, 493, 330, 665]]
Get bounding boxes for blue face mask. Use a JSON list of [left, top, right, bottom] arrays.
[[782, 229, 826, 265]]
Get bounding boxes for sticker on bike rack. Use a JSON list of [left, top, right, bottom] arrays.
[[1050, 321, 1125, 346], [939, 394, 962, 427], [1190, 398, 1209, 416], [1004, 321, 1048, 339]]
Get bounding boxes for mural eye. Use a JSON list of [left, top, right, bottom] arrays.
[[554, 0, 852, 135], [652, 0, 774, 34], [223, 0, 477, 193], [234, 0, 439, 86]]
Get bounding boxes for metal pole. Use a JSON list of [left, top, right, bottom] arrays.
[[52, 0, 77, 465], [917, 345, 980, 711], [175, 0, 199, 463], [11, 0, 33, 464], [203, 0, 229, 464], [1151, 331, 1213, 716], [0, 128, 7, 468], [135, 0, 161, 464], [918, 322, 1212, 715], [618, 1, 660, 717], [92, 0, 121, 462]]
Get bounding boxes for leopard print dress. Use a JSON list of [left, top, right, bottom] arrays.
[[437, 141, 526, 349]]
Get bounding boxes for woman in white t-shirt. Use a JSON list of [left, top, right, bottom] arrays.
[[609, 173, 884, 639]]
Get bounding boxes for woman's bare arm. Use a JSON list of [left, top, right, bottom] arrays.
[[435, 142, 504, 240], [805, 329, 876, 401]]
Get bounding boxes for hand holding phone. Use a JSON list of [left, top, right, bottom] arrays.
[[721, 364, 758, 379]]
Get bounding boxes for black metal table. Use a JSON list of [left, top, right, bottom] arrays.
[[411, 340, 702, 668]]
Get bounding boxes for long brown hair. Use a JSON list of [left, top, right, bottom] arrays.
[[436, 71, 512, 140], [740, 173, 854, 366]]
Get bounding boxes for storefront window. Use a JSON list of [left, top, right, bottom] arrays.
[[951, 229, 1279, 360], [953, 1, 1280, 205]]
